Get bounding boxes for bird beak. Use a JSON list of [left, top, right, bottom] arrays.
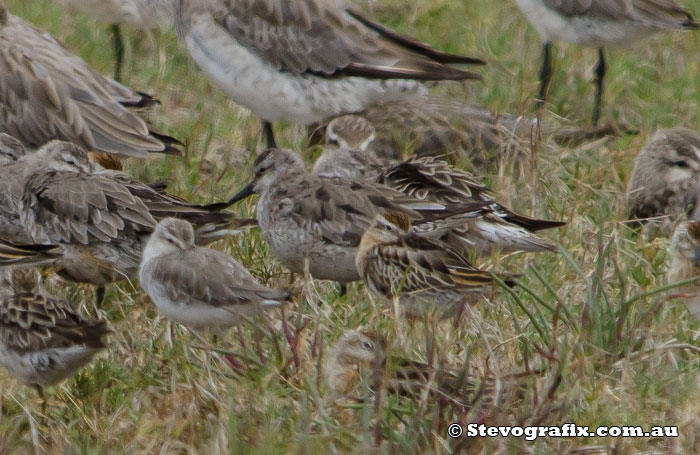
[[202, 181, 256, 211], [693, 247, 700, 267]]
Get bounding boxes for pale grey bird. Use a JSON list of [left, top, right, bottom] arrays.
[[0, 2, 181, 158], [626, 127, 700, 230], [0, 141, 255, 303], [0, 267, 110, 394], [56, 0, 173, 81], [139, 218, 290, 332], [173, 0, 484, 147], [216, 148, 547, 290], [515, 0, 698, 125]]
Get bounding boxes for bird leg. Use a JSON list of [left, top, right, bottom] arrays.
[[263, 121, 277, 149], [592, 48, 606, 127], [536, 42, 553, 112], [111, 24, 124, 83], [35, 386, 46, 415], [95, 286, 106, 308]]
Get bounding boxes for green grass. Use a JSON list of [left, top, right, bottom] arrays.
[[4, 0, 700, 453]]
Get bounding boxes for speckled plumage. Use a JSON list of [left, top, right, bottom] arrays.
[[313, 121, 565, 253], [0, 268, 110, 389], [356, 212, 510, 319], [228, 148, 521, 284], [324, 330, 515, 411]]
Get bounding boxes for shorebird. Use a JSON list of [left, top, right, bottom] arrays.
[[56, 0, 174, 81], [515, 0, 698, 125], [324, 330, 529, 411], [312, 95, 538, 163], [0, 2, 182, 158], [174, 0, 484, 147], [1, 141, 255, 302], [356, 212, 511, 319], [314, 116, 566, 251], [139, 218, 291, 332], [0, 267, 111, 395], [626, 128, 700, 230], [668, 220, 700, 322], [216, 148, 559, 288]]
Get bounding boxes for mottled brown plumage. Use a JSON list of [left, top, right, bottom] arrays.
[[357, 212, 513, 319], [0, 268, 110, 388]]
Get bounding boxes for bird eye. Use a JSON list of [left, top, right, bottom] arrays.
[[673, 160, 689, 167], [167, 238, 174, 244], [362, 340, 373, 350], [385, 224, 392, 231]]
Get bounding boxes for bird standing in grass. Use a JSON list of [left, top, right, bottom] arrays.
[[356, 212, 512, 319], [314, 116, 566, 253], [139, 218, 291, 333], [219, 148, 557, 292], [324, 330, 525, 412], [0, 141, 255, 304], [0, 267, 110, 397], [173, 0, 484, 147], [56, 0, 174, 81], [515, 0, 698, 126]]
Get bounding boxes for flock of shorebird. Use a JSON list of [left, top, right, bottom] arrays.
[[0, 0, 699, 414]]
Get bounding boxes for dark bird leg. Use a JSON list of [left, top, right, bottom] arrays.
[[263, 121, 277, 149], [592, 48, 606, 127], [35, 386, 46, 415], [111, 24, 124, 82], [96, 286, 106, 308], [536, 41, 553, 112]]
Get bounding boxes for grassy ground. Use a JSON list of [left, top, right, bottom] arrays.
[[4, 0, 700, 453]]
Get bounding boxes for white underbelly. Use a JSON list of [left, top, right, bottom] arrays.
[[184, 21, 425, 124], [515, 0, 657, 47]]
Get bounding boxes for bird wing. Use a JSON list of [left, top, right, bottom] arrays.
[[541, 0, 697, 28], [374, 233, 494, 295], [0, 293, 109, 353], [0, 238, 60, 266], [144, 248, 288, 308], [194, 0, 482, 80], [22, 171, 156, 244], [0, 15, 180, 157]]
